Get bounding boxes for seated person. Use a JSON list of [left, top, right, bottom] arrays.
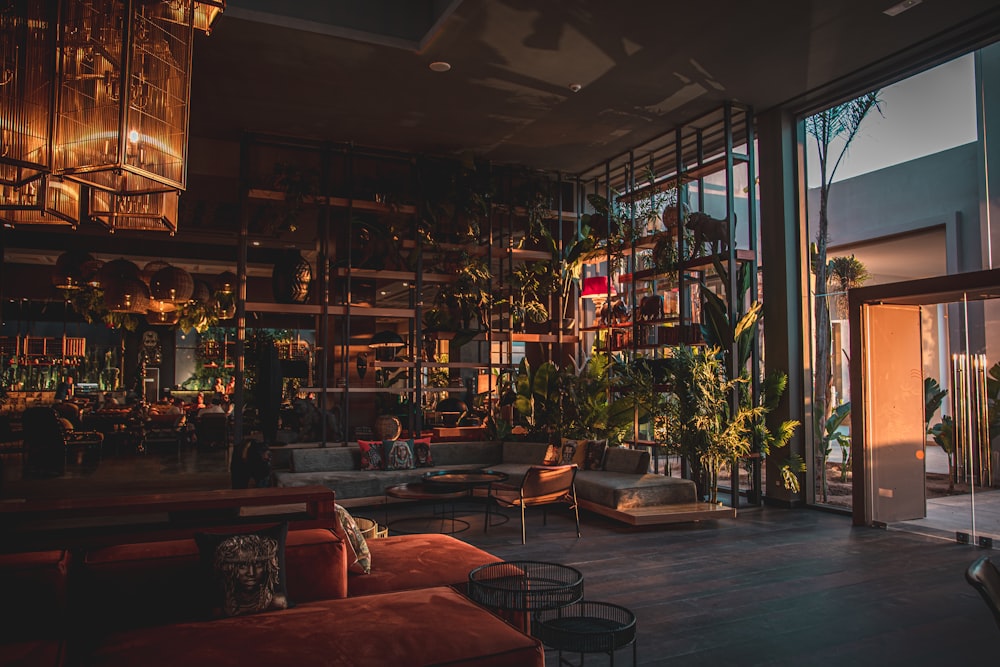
[[165, 397, 185, 415], [199, 397, 226, 417], [101, 392, 119, 410]]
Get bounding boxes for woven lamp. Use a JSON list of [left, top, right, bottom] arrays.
[[96, 259, 141, 289], [104, 277, 150, 314], [190, 279, 213, 305], [150, 266, 194, 304], [142, 261, 172, 286], [52, 250, 96, 290]]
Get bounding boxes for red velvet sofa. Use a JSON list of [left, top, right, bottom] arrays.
[[0, 529, 543, 667]]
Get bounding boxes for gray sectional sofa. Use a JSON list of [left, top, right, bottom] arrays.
[[273, 441, 714, 524]]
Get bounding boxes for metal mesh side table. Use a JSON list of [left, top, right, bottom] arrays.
[[534, 600, 636, 666], [468, 560, 584, 633]]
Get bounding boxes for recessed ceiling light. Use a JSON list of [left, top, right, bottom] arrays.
[[883, 0, 921, 16], [429, 61, 451, 72], [569, 83, 582, 93], [251, 240, 261, 246]]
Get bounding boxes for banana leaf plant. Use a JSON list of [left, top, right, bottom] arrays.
[[820, 402, 852, 496], [499, 359, 559, 440]]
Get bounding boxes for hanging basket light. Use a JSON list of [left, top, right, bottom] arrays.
[[95, 258, 141, 290], [103, 276, 150, 313], [150, 265, 194, 304], [53, 250, 97, 290], [141, 260, 172, 286], [190, 278, 212, 304]]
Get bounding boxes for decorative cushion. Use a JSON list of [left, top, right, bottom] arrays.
[[333, 504, 371, 574], [543, 443, 561, 465], [603, 446, 650, 474], [583, 439, 608, 471], [194, 523, 290, 618], [560, 438, 587, 467], [412, 437, 434, 467], [384, 439, 416, 470], [358, 439, 385, 471]]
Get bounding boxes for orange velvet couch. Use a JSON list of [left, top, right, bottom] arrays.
[[0, 529, 544, 667]]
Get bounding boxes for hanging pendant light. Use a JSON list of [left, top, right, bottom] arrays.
[[103, 276, 149, 313], [0, 2, 83, 227], [52, 250, 97, 290], [150, 264, 194, 304], [88, 188, 179, 233], [54, 0, 196, 196], [0, 175, 81, 227], [0, 0, 57, 187]]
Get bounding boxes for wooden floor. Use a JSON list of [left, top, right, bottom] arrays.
[[2, 446, 998, 665]]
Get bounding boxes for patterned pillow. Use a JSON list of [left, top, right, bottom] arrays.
[[583, 439, 608, 471], [384, 439, 416, 470], [412, 437, 434, 467], [195, 523, 290, 618], [560, 438, 587, 467], [333, 504, 371, 574], [358, 439, 384, 471]]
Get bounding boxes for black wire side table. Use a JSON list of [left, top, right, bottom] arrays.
[[467, 560, 584, 633], [534, 600, 637, 666]]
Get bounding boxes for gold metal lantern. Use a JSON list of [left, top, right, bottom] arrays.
[[54, 0, 196, 196]]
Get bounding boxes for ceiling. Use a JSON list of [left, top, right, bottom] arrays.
[[189, 0, 1000, 175]]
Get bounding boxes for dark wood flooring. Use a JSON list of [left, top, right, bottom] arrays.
[[2, 445, 997, 665]]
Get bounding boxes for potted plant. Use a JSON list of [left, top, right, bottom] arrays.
[[668, 344, 761, 503], [541, 221, 600, 331], [509, 261, 557, 332]]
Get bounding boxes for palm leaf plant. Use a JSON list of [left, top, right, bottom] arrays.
[[805, 92, 883, 469]]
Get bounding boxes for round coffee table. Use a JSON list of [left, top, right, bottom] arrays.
[[422, 469, 509, 489], [467, 560, 584, 633], [384, 482, 470, 535], [423, 469, 509, 531], [534, 600, 637, 666]]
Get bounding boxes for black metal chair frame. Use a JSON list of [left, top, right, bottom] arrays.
[[487, 464, 581, 544]]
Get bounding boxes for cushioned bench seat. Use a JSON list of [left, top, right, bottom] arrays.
[[575, 471, 696, 509], [87, 586, 544, 667], [350, 533, 502, 597]]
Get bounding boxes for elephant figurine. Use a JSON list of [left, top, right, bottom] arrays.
[[639, 294, 664, 322], [596, 297, 630, 326], [685, 211, 731, 256]]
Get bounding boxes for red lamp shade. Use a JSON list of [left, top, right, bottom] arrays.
[[580, 276, 616, 299]]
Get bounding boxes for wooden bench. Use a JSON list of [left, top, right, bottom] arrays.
[[0, 486, 337, 552]]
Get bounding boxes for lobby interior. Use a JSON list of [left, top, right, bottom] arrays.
[[3, 1, 1000, 664]]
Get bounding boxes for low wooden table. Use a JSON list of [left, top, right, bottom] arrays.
[[423, 469, 509, 532]]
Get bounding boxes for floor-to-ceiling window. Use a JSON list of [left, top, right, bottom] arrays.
[[802, 49, 995, 513]]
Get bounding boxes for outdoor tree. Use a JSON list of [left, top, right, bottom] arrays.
[[804, 92, 883, 491]]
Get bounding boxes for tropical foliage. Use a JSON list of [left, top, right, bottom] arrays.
[[805, 91, 883, 480]]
